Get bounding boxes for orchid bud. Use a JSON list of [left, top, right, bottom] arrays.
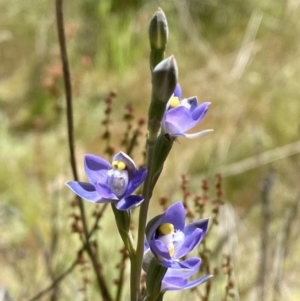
[[152, 56, 178, 103], [148, 56, 178, 140], [149, 8, 168, 50], [149, 8, 169, 69]]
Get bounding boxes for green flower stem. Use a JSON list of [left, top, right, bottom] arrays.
[[131, 134, 174, 301], [130, 32, 176, 300], [111, 204, 136, 256], [150, 49, 165, 71], [131, 137, 156, 301], [149, 134, 175, 190]]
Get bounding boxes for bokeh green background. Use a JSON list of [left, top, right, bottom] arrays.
[[1, 0, 300, 300]]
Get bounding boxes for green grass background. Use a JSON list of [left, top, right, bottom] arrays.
[[0, 0, 300, 300]]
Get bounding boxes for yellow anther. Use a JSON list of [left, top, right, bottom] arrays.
[[168, 244, 175, 257], [169, 96, 180, 108], [157, 223, 174, 236], [112, 160, 126, 171]]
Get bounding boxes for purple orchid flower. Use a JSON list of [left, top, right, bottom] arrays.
[[162, 83, 213, 138], [145, 201, 209, 269], [143, 204, 212, 293], [66, 152, 147, 211]]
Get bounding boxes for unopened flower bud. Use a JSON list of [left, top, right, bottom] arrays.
[[152, 56, 178, 103], [149, 8, 168, 50]]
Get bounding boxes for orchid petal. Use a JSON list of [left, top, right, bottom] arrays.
[[84, 154, 111, 184], [150, 240, 172, 261], [113, 151, 137, 179], [161, 258, 199, 270], [66, 181, 101, 203], [185, 96, 198, 111], [145, 214, 164, 242], [165, 258, 201, 278], [160, 202, 186, 230], [184, 218, 210, 236], [94, 182, 118, 200], [161, 277, 187, 291], [116, 195, 144, 210], [161, 274, 213, 292], [183, 129, 213, 139], [178, 275, 213, 290], [125, 168, 147, 196], [191, 102, 210, 121], [173, 83, 182, 99], [175, 228, 203, 258], [163, 106, 193, 134]]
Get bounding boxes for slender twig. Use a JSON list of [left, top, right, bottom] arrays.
[[272, 192, 300, 301], [50, 187, 60, 301], [115, 248, 129, 301], [55, 0, 78, 181], [50, 185, 60, 255], [126, 131, 140, 157], [88, 203, 108, 240], [256, 169, 276, 301], [187, 140, 300, 186], [282, 192, 300, 249], [55, 1, 112, 300]]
